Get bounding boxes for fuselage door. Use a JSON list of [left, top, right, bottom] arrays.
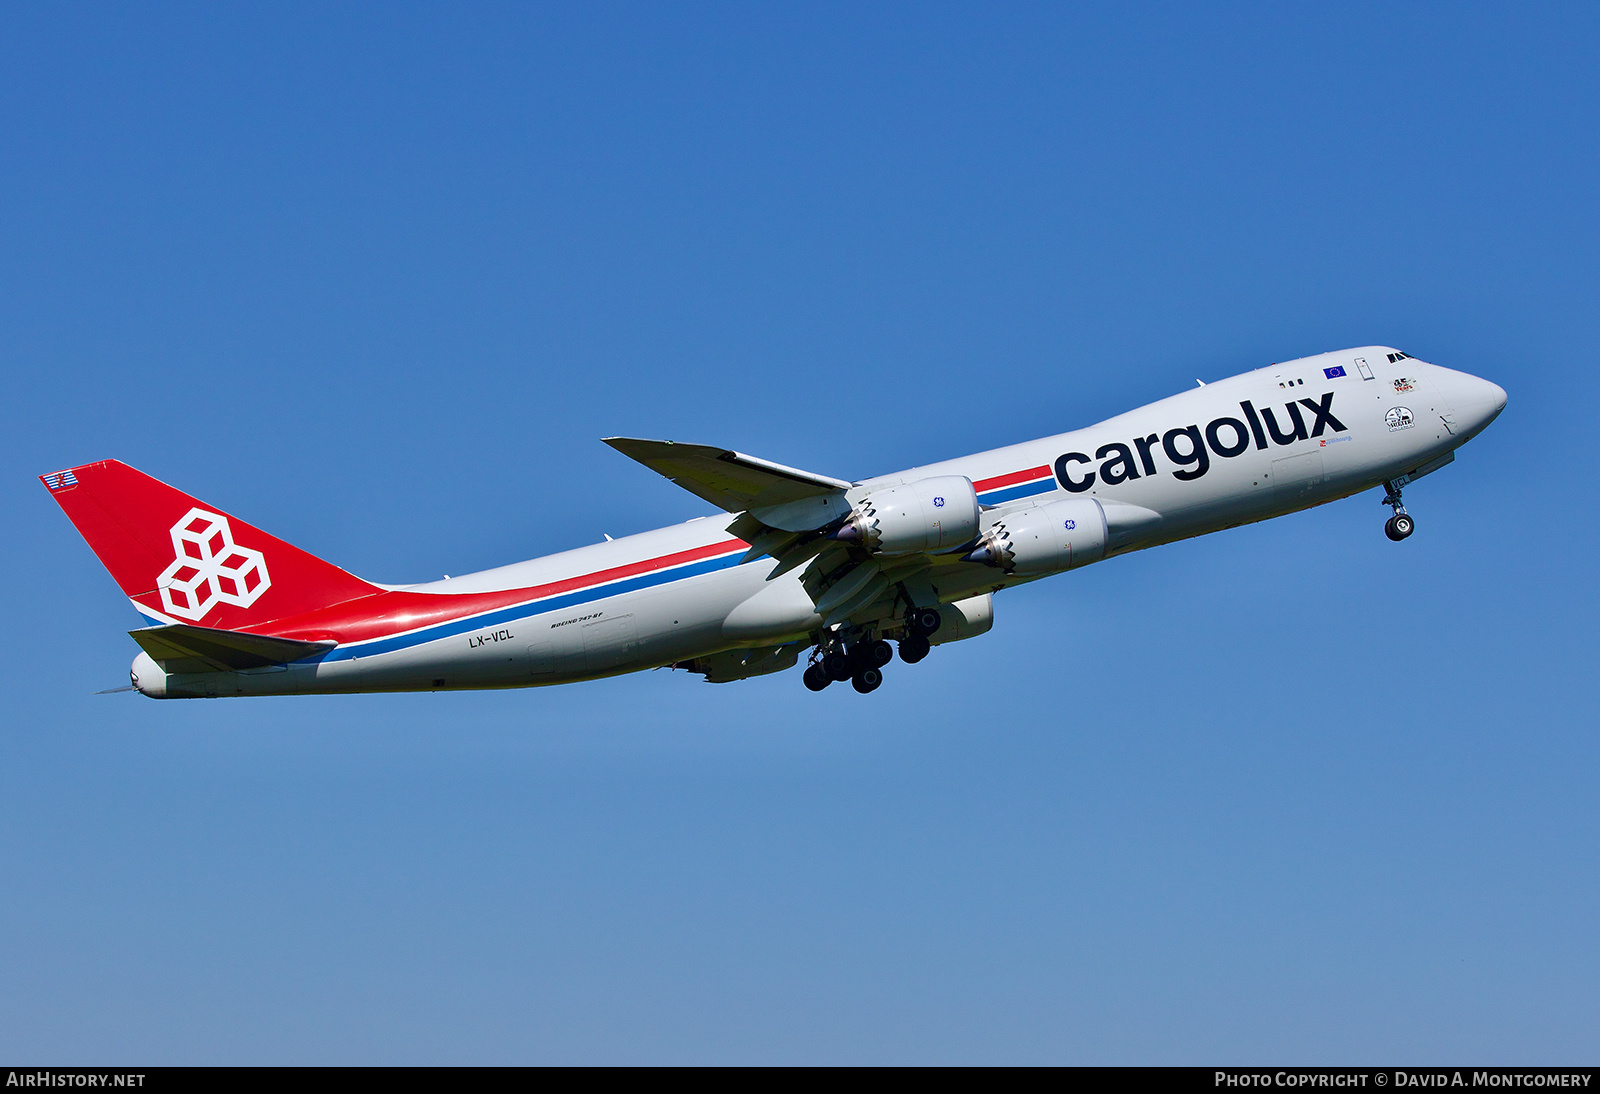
[[529, 617, 586, 676], [1271, 450, 1326, 507], [582, 614, 638, 673]]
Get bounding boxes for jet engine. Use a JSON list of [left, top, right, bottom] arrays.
[[832, 475, 980, 555], [926, 593, 994, 645], [961, 498, 1107, 574]]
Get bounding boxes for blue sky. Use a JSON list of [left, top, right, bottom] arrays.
[[3, 2, 1597, 1063]]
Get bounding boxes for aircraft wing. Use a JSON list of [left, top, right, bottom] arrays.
[[130, 624, 335, 673], [604, 439, 915, 627], [602, 437, 852, 515]]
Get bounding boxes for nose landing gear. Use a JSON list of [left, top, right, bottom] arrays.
[[1382, 479, 1415, 541]]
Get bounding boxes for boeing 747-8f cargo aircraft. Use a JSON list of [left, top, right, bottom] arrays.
[[44, 347, 1505, 699]]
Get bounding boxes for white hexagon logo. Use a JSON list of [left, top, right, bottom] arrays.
[[157, 508, 271, 621]]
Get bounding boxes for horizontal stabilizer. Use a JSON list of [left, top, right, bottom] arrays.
[[603, 438, 852, 515], [130, 623, 335, 672]]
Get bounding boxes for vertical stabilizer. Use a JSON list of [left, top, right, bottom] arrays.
[[41, 460, 379, 630]]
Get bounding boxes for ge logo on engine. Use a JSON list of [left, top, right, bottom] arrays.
[[1063, 519, 1076, 530], [933, 496, 945, 508], [156, 508, 271, 620]]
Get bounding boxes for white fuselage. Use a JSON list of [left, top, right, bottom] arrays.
[[134, 347, 1506, 698]]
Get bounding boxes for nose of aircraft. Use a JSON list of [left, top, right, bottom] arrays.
[[1483, 377, 1508, 418], [1439, 368, 1508, 440]]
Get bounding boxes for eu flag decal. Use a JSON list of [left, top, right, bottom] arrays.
[[1323, 365, 1347, 378]]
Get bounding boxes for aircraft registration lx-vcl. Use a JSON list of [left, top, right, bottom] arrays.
[[45, 347, 1505, 699]]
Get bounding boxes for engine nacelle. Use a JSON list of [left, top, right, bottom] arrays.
[[962, 498, 1107, 574], [834, 475, 979, 556], [927, 594, 994, 645]]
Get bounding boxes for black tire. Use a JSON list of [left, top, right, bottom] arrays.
[[899, 634, 930, 664], [823, 650, 852, 681], [803, 664, 831, 692], [1385, 513, 1415, 541], [908, 607, 942, 636], [862, 639, 893, 668], [851, 667, 883, 693]]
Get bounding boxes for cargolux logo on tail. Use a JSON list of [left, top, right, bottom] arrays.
[[157, 508, 271, 620]]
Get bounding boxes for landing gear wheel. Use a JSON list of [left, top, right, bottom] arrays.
[[858, 639, 893, 668], [851, 666, 883, 693], [822, 650, 852, 681], [907, 608, 942, 637], [803, 664, 832, 691], [1381, 478, 1414, 542], [898, 634, 930, 664]]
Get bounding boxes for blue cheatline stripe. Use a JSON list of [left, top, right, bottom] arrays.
[[316, 549, 747, 663], [978, 478, 1056, 505]]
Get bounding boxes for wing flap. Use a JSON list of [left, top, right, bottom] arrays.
[[130, 624, 335, 672], [603, 437, 851, 514]]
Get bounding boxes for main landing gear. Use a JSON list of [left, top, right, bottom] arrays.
[[803, 637, 890, 693], [1381, 479, 1415, 542], [897, 607, 940, 665], [802, 609, 942, 694]]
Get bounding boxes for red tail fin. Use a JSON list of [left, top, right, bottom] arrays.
[[42, 460, 379, 629]]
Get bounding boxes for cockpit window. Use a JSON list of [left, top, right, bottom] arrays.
[[1386, 352, 1410, 363]]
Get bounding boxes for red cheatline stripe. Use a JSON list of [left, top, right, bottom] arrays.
[[515, 537, 748, 601], [234, 536, 756, 644], [974, 465, 1052, 492]]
